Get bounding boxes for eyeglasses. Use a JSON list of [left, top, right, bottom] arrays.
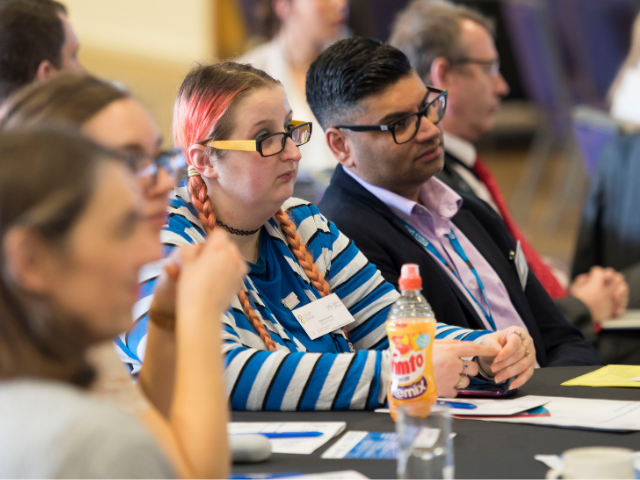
[[200, 120, 313, 157], [449, 57, 501, 77], [333, 87, 448, 145], [125, 148, 186, 187]]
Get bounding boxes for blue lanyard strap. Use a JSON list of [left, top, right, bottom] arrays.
[[400, 219, 496, 331]]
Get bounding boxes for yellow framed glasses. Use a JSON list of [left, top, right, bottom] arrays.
[[201, 120, 312, 157]]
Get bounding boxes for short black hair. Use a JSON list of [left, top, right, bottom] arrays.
[[0, 0, 67, 103], [306, 37, 413, 130]]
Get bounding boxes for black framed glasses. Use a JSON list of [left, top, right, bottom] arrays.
[[333, 87, 448, 145], [200, 120, 313, 157], [449, 57, 501, 77], [125, 148, 186, 187]]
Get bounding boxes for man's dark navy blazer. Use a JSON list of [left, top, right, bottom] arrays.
[[318, 165, 600, 367]]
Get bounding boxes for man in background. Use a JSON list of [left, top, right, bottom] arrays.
[[0, 0, 83, 104], [389, 0, 631, 359]]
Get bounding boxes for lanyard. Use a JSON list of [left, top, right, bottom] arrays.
[[400, 219, 497, 331]]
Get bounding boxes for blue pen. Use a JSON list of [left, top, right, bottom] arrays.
[[260, 432, 324, 439], [437, 400, 477, 410]]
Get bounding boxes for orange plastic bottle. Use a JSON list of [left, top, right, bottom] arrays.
[[387, 264, 438, 420]]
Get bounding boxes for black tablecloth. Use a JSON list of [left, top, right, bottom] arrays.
[[231, 366, 640, 479]]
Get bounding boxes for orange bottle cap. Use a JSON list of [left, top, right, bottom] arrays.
[[399, 263, 422, 290]]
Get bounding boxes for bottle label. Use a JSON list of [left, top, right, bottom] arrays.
[[390, 346, 428, 400], [390, 376, 427, 400]]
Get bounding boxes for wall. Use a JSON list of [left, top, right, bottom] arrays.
[[62, 0, 217, 144]]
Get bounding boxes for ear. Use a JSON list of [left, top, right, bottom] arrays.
[[325, 128, 355, 169], [187, 144, 218, 179], [430, 57, 450, 90], [273, 0, 292, 21], [34, 59, 57, 82], [3, 227, 52, 295]]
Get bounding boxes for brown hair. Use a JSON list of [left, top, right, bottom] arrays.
[[0, 73, 130, 131], [0, 127, 118, 387], [174, 62, 338, 351], [256, 0, 281, 39], [0, 0, 68, 103], [389, 0, 495, 83]]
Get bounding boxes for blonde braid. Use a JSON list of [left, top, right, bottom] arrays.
[[187, 167, 277, 351], [275, 209, 350, 341], [239, 290, 278, 351], [187, 166, 216, 231]]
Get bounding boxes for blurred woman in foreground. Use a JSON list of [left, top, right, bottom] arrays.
[[0, 77, 242, 478]]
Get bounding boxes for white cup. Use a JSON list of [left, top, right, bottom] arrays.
[[546, 447, 635, 479]]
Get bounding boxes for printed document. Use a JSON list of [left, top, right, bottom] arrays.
[[375, 396, 550, 416], [228, 422, 346, 454], [472, 396, 640, 431], [562, 365, 640, 388]]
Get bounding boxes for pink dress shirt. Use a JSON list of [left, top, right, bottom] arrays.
[[344, 167, 531, 334]]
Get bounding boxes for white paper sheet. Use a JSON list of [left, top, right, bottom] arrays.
[[601, 310, 640, 330], [228, 422, 346, 455], [287, 471, 369, 479], [374, 396, 551, 416], [231, 471, 368, 479], [535, 453, 640, 474], [473, 396, 640, 431]]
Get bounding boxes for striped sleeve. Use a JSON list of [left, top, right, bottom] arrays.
[[222, 319, 391, 411], [301, 204, 493, 350], [222, 318, 490, 411]]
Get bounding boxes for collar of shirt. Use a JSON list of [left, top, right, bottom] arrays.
[[443, 131, 477, 168], [342, 166, 462, 237]]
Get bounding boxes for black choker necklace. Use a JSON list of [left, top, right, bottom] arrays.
[[216, 219, 260, 236]]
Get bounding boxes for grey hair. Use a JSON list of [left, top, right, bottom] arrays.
[[389, 0, 495, 83]]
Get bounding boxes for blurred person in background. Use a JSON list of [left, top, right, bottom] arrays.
[[389, 0, 630, 358], [240, 0, 349, 200], [0, 0, 83, 104], [0, 127, 242, 478], [571, 8, 640, 363]]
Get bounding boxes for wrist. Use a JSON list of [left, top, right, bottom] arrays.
[[149, 309, 175, 331]]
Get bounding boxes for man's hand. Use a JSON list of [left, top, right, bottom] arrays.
[[478, 327, 536, 389], [570, 266, 629, 324]]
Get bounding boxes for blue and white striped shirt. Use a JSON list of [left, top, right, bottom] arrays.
[[116, 183, 492, 411]]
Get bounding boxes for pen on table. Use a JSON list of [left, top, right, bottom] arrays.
[[437, 400, 477, 410], [260, 432, 324, 439]]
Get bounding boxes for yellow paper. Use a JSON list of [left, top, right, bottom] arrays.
[[562, 365, 640, 387]]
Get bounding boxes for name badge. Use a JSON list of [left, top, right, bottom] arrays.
[[292, 293, 356, 341], [515, 241, 529, 291]]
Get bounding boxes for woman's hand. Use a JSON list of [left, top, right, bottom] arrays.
[[148, 229, 247, 330], [433, 340, 499, 398], [176, 229, 247, 321], [478, 327, 536, 389]]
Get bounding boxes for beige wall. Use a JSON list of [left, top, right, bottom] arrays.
[[63, 0, 218, 145], [64, 0, 216, 63]]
